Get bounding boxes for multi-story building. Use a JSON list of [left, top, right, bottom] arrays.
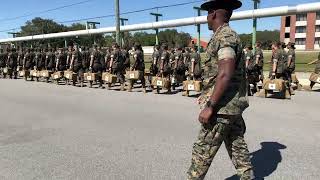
[[280, 12, 320, 50]]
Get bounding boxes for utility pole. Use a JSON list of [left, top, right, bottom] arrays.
[[193, 7, 203, 53], [115, 0, 120, 45], [86, 21, 101, 44], [252, 0, 260, 51], [8, 32, 20, 48], [120, 18, 128, 47], [8, 32, 20, 38], [150, 13, 163, 45]]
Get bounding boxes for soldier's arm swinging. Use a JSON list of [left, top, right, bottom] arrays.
[[109, 56, 113, 72], [89, 54, 94, 70], [191, 58, 195, 76], [55, 58, 59, 71], [272, 60, 277, 76], [70, 55, 75, 70]]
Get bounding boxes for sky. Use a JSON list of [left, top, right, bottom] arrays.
[[0, 0, 319, 41]]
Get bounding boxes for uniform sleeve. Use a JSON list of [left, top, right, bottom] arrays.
[[217, 33, 237, 61], [288, 50, 293, 59], [273, 51, 280, 63], [318, 52, 320, 60], [256, 50, 261, 58]]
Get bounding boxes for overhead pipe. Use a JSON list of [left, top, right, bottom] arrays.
[[1, 2, 320, 43]]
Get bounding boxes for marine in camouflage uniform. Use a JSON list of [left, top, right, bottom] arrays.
[[254, 42, 264, 81], [109, 43, 125, 91], [309, 50, 320, 89], [34, 48, 45, 81], [122, 46, 131, 72], [286, 42, 296, 84], [0, 48, 6, 78], [128, 43, 146, 93], [172, 45, 187, 90], [182, 46, 202, 97], [17, 47, 25, 72], [150, 45, 161, 75], [69, 45, 84, 87], [44, 48, 56, 83], [23, 48, 35, 81], [7, 48, 18, 79], [156, 43, 172, 93], [82, 47, 91, 72], [270, 42, 286, 80], [187, 0, 253, 179], [54, 48, 67, 84], [245, 46, 258, 96], [89, 45, 104, 88]]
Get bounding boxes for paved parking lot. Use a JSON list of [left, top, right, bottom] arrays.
[[0, 79, 319, 180]]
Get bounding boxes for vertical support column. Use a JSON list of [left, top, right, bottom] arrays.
[[120, 18, 128, 47], [194, 7, 202, 53], [150, 13, 163, 45], [115, 0, 120, 45], [252, 0, 260, 51]]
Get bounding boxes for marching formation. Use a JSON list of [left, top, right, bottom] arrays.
[[1, 40, 320, 98], [0, 43, 203, 96]]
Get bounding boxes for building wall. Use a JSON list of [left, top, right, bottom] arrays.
[[280, 12, 320, 51]]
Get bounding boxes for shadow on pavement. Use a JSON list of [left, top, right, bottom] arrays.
[[225, 142, 287, 180]]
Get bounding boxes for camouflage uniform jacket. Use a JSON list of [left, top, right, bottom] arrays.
[[255, 47, 264, 67], [198, 24, 248, 115], [189, 52, 201, 76], [287, 49, 295, 70], [132, 50, 145, 71], [315, 52, 320, 74]]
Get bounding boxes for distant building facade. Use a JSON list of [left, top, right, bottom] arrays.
[[280, 12, 320, 50]]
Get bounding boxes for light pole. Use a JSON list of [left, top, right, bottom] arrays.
[[252, 0, 260, 51], [120, 18, 128, 47], [193, 7, 203, 53], [115, 0, 120, 45], [150, 13, 163, 45]]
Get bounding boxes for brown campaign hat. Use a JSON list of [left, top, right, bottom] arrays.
[[200, 0, 242, 11]]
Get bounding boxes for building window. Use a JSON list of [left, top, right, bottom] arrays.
[[285, 16, 291, 27], [295, 38, 306, 45], [285, 33, 290, 38], [296, 26, 306, 33], [316, 25, 320, 32], [296, 14, 307, 21], [317, 12, 320, 20], [315, 38, 320, 45]]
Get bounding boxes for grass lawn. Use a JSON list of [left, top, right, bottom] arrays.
[[142, 51, 319, 72]]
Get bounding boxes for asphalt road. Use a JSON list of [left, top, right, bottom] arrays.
[[0, 79, 319, 180]]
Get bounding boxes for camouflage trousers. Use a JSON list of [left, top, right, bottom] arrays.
[[187, 115, 253, 180]]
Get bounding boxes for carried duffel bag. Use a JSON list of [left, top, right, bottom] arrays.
[[40, 70, 53, 78], [84, 72, 98, 81], [52, 71, 63, 80], [263, 78, 285, 92], [151, 76, 170, 89], [291, 74, 299, 84], [183, 80, 203, 92], [125, 70, 142, 80], [64, 70, 77, 81], [19, 70, 29, 77], [309, 72, 320, 83], [30, 70, 40, 77], [102, 72, 117, 83], [3, 67, 11, 74]]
